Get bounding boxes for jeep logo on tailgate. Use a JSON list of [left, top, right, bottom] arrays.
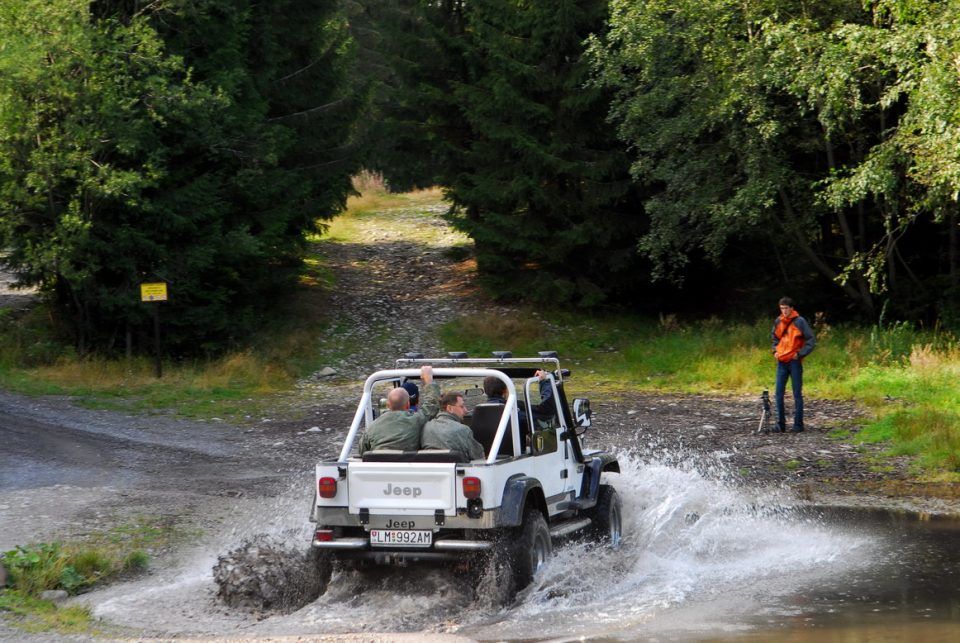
[[382, 483, 422, 498]]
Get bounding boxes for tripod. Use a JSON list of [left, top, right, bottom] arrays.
[[756, 389, 772, 434]]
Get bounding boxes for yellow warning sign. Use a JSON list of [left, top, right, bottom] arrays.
[[140, 282, 168, 302]]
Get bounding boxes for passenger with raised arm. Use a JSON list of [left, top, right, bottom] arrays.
[[359, 365, 440, 454], [421, 391, 486, 461]]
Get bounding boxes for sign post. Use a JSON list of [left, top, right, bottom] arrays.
[[140, 282, 168, 378]]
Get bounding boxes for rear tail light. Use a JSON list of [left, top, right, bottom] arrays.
[[463, 476, 481, 499], [318, 476, 338, 498], [314, 529, 334, 542]]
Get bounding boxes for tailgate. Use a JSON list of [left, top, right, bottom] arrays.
[[347, 462, 457, 515]]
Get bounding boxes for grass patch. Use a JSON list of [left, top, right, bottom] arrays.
[[784, 460, 802, 471], [0, 517, 181, 633], [0, 590, 96, 635]]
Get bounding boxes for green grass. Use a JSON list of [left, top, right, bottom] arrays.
[[0, 591, 96, 635], [0, 517, 181, 633]]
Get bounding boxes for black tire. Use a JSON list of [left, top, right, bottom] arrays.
[[587, 485, 622, 548], [512, 506, 552, 589]]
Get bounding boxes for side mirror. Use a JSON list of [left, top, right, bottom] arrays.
[[572, 398, 592, 432]]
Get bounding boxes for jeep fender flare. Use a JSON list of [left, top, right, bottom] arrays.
[[580, 453, 621, 505], [498, 475, 547, 528]]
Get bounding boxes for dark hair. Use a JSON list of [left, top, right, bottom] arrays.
[[483, 375, 506, 398], [439, 391, 463, 409], [779, 296, 795, 307]]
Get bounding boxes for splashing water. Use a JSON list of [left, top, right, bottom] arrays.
[[88, 449, 874, 639]]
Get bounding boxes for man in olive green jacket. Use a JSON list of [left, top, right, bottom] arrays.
[[359, 365, 440, 454], [421, 391, 486, 461]]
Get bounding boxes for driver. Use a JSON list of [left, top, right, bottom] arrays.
[[482, 369, 556, 434]]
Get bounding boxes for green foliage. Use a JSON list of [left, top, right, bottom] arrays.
[[0, 0, 359, 356], [1, 544, 106, 595], [591, 0, 960, 324]]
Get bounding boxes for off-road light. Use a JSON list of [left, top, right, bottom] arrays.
[[314, 529, 334, 541], [318, 476, 338, 498], [462, 476, 481, 499]]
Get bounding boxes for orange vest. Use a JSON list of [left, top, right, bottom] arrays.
[[774, 312, 805, 362]]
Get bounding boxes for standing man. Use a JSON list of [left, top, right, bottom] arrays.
[[359, 366, 439, 454], [771, 297, 816, 433], [421, 391, 486, 461]]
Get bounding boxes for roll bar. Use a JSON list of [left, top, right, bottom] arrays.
[[395, 356, 563, 382], [337, 368, 521, 464]]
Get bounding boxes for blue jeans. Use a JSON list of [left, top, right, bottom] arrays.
[[775, 359, 804, 430]]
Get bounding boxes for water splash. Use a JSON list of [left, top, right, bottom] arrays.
[[467, 449, 868, 639]]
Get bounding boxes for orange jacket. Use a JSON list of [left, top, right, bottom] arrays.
[[771, 311, 816, 363]]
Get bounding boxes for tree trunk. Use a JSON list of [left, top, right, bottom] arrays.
[[776, 187, 874, 316], [951, 207, 958, 287]]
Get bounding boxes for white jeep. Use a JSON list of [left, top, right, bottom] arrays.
[[309, 352, 622, 595]]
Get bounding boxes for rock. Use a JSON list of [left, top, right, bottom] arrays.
[[40, 589, 69, 603], [316, 367, 338, 377], [306, 426, 322, 433]]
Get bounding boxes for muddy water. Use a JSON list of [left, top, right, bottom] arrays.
[[86, 453, 960, 641]]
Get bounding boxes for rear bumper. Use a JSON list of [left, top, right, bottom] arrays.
[[312, 536, 493, 563], [312, 537, 493, 552]]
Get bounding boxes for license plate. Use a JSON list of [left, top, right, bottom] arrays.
[[369, 529, 433, 548]]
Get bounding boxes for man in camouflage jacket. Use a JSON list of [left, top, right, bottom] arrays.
[[421, 391, 485, 461], [359, 365, 440, 454]]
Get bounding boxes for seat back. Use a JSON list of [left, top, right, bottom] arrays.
[[361, 449, 469, 463], [470, 403, 514, 457]]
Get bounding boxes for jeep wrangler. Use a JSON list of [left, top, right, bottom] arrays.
[[309, 352, 622, 595]]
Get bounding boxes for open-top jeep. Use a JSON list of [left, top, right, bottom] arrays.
[[310, 352, 622, 595]]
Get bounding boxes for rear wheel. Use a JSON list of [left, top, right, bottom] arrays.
[[512, 506, 552, 589], [587, 485, 622, 548]]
